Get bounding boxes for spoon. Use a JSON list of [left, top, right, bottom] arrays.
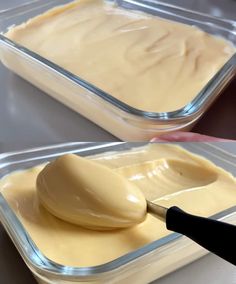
[[147, 200, 236, 266]]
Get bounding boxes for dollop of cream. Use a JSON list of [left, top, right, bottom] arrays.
[[36, 154, 146, 230]]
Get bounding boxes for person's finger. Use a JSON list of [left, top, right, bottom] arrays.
[[151, 132, 233, 142]]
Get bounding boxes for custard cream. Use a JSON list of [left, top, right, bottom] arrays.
[[1, 144, 236, 267], [5, 0, 235, 112]]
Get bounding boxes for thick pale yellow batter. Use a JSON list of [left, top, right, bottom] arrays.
[[5, 0, 235, 112], [1, 144, 236, 267]]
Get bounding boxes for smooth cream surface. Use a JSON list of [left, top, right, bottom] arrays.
[[1, 144, 236, 267], [36, 154, 146, 229], [5, 0, 235, 112]]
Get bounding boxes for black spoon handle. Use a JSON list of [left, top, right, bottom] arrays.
[[166, 206, 236, 265]]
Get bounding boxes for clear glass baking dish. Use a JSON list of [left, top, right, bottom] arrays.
[[0, 0, 235, 141], [0, 142, 236, 284]]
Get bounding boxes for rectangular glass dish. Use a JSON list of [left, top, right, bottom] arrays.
[[0, 0, 235, 141], [0, 142, 236, 284]]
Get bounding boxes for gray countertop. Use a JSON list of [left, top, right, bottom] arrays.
[[0, 0, 236, 283], [0, 67, 117, 152]]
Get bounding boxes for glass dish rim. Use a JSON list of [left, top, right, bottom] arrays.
[[0, 141, 236, 279], [0, 0, 235, 122]]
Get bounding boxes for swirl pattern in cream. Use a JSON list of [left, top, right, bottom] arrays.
[[5, 0, 235, 112]]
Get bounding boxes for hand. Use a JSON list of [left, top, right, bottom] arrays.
[[151, 132, 233, 142]]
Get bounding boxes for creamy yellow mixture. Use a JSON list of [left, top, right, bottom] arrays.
[[1, 144, 236, 267], [5, 0, 235, 112], [36, 154, 146, 229]]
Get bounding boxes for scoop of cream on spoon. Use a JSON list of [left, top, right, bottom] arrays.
[[36, 154, 147, 230]]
